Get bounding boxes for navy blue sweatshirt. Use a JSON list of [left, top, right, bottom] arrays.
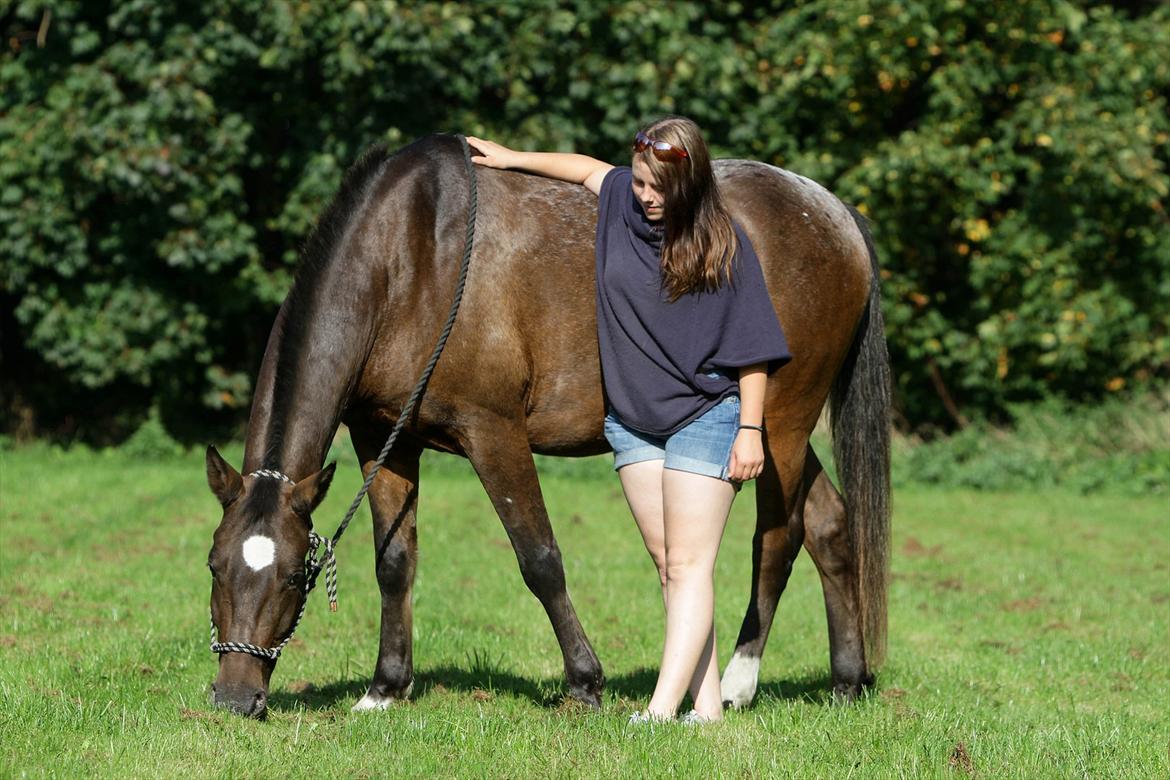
[[595, 166, 791, 435]]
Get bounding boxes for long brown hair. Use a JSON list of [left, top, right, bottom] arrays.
[[635, 116, 738, 301]]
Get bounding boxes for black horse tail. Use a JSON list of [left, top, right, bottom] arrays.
[[829, 206, 893, 670]]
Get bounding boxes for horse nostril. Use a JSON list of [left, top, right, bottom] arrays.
[[251, 691, 268, 718]]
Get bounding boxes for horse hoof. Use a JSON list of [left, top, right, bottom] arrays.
[[351, 692, 393, 712], [352, 681, 412, 712], [832, 683, 861, 702], [720, 652, 760, 710], [567, 682, 603, 710]]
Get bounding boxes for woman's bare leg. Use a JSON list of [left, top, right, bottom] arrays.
[[688, 626, 722, 718], [646, 468, 736, 720], [618, 459, 668, 601]]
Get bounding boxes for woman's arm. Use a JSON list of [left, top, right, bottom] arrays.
[[727, 363, 768, 482], [466, 136, 613, 196]]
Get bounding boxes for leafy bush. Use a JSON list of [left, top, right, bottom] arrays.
[[893, 387, 1170, 494], [1, 1, 1166, 440]]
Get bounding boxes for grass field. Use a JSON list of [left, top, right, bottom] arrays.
[[1, 439, 1167, 778]]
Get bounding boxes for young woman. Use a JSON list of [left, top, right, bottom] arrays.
[[467, 116, 789, 723]]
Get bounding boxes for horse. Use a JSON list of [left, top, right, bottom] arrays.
[[203, 133, 890, 719]]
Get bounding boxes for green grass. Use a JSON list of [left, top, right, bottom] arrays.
[[1, 440, 1167, 778]]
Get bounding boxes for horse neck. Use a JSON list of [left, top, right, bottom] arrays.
[[242, 264, 377, 480]]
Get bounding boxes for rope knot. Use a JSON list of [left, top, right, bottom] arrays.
[[308, 531, 339, 612]]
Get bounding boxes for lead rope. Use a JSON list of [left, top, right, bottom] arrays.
[[210, 134, 478, 660], [330, 133, 478, 551]]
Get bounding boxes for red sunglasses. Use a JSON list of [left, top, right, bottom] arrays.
[[633, 131, 689, 162]]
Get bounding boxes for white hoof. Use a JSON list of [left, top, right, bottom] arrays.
[[720, 652, 760, 710], [351, 681, 413, 712], [351, 692, 393, 712]]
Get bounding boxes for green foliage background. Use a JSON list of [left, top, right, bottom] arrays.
[[2, 0, 1167, 440]]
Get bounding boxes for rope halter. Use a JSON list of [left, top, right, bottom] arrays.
[[208, 470, 339, 661], [206, 133, 479, 666]]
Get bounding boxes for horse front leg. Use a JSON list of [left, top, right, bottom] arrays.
[[721, 439, 812, 710], [464, 421, 605, 708], [349, 429, 423, 711]]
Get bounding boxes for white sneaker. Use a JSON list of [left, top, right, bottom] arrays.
[[628, 710, 653, 725], [679, 709, 713, 725]]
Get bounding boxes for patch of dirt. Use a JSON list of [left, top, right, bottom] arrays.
[[1001, 597, 1044, 613], [470, 688, 492, 702], [138, 665, 155, 676], [1128, 647, 1146, 660], [1110, 673, 1134, 692], [1043, 621, 1070, 632], [285, 679, 315, 694], [429, 683, 449, 696], [979, 640, 1022, 655], [1151, 592, 1169, 605], [179, 707, 220, 721], [934, 578, 963, 592], [890, 698, 916, 720], [26, 596, 55, 613], [880, 687, 907, 700], [0, 636, 17, 648], [902, 536, 942, 557], [554, 696, 589, 715], [948, 742, 975, 776], [569, 514, 584, 526]]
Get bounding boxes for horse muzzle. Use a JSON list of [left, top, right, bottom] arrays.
[[211, 681, 268, 719]]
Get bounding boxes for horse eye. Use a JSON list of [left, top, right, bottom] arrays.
[[286, 571, 304, 588], [207, 562, 217, 577]]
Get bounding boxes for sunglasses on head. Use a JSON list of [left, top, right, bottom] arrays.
[[633, 131, 689, 162]]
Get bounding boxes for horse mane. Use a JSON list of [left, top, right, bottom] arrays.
[[261, 142, 394, 468], [240, 476, 286, 525]]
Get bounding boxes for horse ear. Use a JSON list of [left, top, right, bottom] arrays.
[[206, 445, 243, 507], [292, 462, 336, 517]]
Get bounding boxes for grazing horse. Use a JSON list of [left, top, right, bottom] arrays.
[[204, 134, 890, 719]]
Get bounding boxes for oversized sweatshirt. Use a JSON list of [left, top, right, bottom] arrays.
[[595, 166, 791, 435]]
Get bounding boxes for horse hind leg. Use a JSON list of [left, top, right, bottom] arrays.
[[350, 429, 423, 711], [721, 439, 810, 710], [464, 421, 604, 707], [722, 446, 873, 709], [801, 452, 874, 700]]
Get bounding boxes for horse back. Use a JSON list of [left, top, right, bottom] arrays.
[[354, 139, 872, 455]]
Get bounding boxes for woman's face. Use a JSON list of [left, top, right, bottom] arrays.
[[631, 156, 664, 222]]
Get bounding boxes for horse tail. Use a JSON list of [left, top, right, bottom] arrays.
[[829, 206, 892, 669]]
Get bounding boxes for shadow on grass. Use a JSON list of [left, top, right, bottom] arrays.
[[268, 665, 838, 712], [753, 672, 838, 705]]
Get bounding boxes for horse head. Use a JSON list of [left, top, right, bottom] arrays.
[[204, 446, 335, 718]]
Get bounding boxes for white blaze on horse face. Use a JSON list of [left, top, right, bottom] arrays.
[[241, 535, 276, 572]]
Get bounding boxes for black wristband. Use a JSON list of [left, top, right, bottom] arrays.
[[738, 424, 765, 433]]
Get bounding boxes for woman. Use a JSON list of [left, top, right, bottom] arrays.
[[467, 116, 790, 723]]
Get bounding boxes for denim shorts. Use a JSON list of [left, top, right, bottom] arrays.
[[603, 395, 740, 481]]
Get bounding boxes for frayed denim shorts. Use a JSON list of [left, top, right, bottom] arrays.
[[603, 395, 740, 481]]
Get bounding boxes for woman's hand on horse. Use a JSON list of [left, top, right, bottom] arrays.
[[728, 430, 765, 482], [466, 136, 518, 169]]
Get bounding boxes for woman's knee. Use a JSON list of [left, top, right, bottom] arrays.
[[646, 550, 668, 587], [663, 555, 714, 585]]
